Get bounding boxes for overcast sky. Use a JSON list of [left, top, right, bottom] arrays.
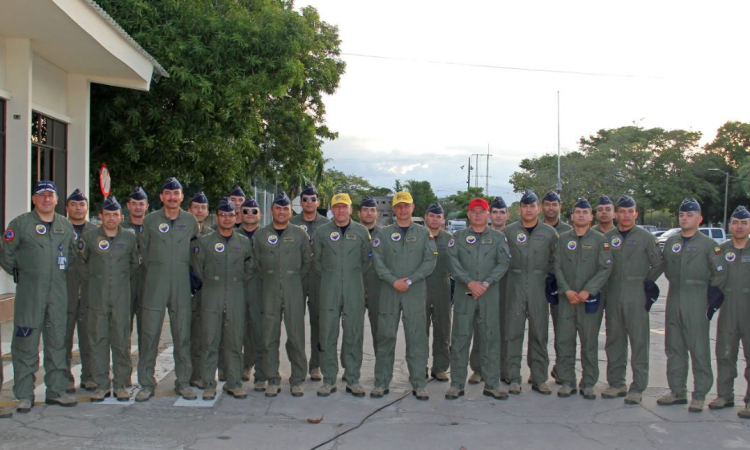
[[297, 0, 750, 202]]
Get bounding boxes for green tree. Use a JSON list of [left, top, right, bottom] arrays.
[[89, 0, 345, 205], [403, 180, 438, 217], [317, 168, 391, 208]]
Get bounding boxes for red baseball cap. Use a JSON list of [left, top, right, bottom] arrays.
[[468, 198, 490, 211]]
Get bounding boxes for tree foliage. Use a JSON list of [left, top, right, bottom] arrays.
[[90, 0, 345, 205], [441, 187, 493, 219], [509, 126, 725, 224], [402, 180, 438, 217], [317, 168, 391, 208]]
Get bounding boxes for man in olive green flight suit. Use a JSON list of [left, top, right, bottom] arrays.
[[187, 191, 212, 388], [254, 191, 312, 397], [79, 196, 139, 402], [468, 196, 512, 385], [238, 196, 266, 391], [359, 196, 382, 355], [290, 181, 330, 381], [136, 177, 200, 402], [709, 206, 750, 418], [313, 193, 372, 397], [602, 195, 664, 404], [658, 198, 727, 412], [123, 186, 149, 384], [554, 198, 613, 399], [424, 202, 452, 382], [371, 191, 437, 400], [445, 198, 510, 400], [64, 189, 98, 392], [192, 198, 253, 400], [504, 191, 557, 395], [542, 190, 571, 384], [1, 181, 78, 412]]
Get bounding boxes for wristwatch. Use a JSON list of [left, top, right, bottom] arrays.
[[482, 281, 490, 288], [406, 278, 413, 286]]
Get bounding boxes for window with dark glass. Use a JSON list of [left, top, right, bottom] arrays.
[[31, 112, 67, 215]]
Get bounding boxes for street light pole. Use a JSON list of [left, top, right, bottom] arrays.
[[709, 168, 729, 232]]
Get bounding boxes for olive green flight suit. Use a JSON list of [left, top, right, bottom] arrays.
[[448, 227, 510, 390], [604, 227, 664, 394], [241, 228, 265, 382], [372, 222, 437, 390], [554, 228, 612, 389], [193, 230, 253, 390], [190, 224, 213, 383], [122, 219, 146, 352], [253, 224, 312, 387], [1, 212, 76, 401], [290, 212, 330, 373], [79, 225, 139, 391], [363, 225, 383, 354], [313, 220, 372, 385], [65, 220, 97, 386], [715, 240, 750, 402], [469, 264, 509, 380], [663, 232, 726, 400], [504, 221, 557, 386], [425, 229, 452, 376], [138, 208, 199, 391], [549, 220, 571, 374]]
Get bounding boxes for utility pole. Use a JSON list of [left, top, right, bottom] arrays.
[[556, 91, 562, 193], [486, 144, 490, 194], [471, 152, 492, 192], [466, 157, 471, 191]]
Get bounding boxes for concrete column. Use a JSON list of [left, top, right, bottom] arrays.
[[66, 73, 90, 199], [4, 38, 32, 226]]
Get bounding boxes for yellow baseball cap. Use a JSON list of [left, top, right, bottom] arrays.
[[392, 191, 414, 206], [331, 193, 352, 206]]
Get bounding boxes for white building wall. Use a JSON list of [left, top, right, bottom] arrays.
[[31, 55, 68, 121], [0, 36, 7, 92]]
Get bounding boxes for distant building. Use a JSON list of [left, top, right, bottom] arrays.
[[374, 195, 392, 227]]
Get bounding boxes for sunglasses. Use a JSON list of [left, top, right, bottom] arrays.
[[301, 196, 318, 203], [218, 212, 236, 218], [242, 208, 260, 215]]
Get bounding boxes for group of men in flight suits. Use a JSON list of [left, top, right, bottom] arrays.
[[1, 178, 748, 421]]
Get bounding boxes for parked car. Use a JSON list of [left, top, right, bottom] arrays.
[[657, 226, 727, 249], [652, 230, 667, 238], [638, 225, 658, 233], [699, 227, 727, 244]]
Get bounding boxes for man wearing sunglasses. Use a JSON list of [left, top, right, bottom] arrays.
[[239, 197, 267, 392], [254, 192, 312, 397], [290, 181, 330, 381]]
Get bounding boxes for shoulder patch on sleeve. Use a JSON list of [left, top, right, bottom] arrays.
[[448, 238, 455, 248], [372, 237, 380, 248], [4, 229, 14, 242]]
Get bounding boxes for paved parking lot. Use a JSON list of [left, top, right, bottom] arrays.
[[0, 275, 748, 450]]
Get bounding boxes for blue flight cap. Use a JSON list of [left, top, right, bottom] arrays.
[[574, 198, 592, 210], [67, 189, 87, 203], [191, 191, 208, 204], [242, 197, 260, 208], [616, 195, 635, 208], [542, 190, 561, 203], [491, 196, 507, 209], [102, 195, 121, 211], [520, 190, 538, 205], [129, 186, 147, 201], [732, 205, 750, 219], [162, 177, 183, 191], [426, 202, 444, 215], [360, 196, 377, 208], [33, 180, 57, 195], [217, 197, 235, 212], [679, 198, 701, 212], [597, 194, 613, 206], [229, 185, 246, 198], [273, 191, 291, 206], [301, 182, 318, 196]]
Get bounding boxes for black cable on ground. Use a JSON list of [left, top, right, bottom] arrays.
[[309, 376, 442, 450]]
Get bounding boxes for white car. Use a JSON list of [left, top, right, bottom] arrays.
[[657, 227, 727, 249]]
